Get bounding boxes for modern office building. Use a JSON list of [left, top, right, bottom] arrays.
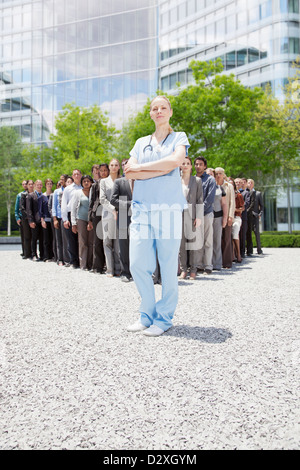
[[0, 0, 159, 145], [159, 0, 300, 100]]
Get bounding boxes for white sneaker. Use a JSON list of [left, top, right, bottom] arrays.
[[142, 325, 165, 337], [126, 320, 148, 332]]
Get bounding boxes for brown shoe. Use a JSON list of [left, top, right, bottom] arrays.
[[179, 271, 187, 279], [190, 272, 196, 280]]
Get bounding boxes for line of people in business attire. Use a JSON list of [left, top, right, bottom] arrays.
[[14, 156, 264, 281]]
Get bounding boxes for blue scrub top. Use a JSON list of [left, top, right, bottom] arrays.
[[129, 131, 190, 212]]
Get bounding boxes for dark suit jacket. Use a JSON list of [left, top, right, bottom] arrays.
[[26, 192, 41, 224], [247, 189, 255, 217], [252, 190, 264, 217], [110, 177, 132, 227], [88, 180, 101, 221]]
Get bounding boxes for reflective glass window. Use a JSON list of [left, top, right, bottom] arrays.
[[111, 44, 124, 75], [110, 14, 123, 45], [248, 47, 260, 62], [99, 17, 110, 46], [43, 85, 53, 111], [76, 80, 88, 106], [111, 76, 123, 102], [170, 7, 177, 24], [124, 42, 137, 73], [65, 1, 76, 22], [178, 2, 186, 19], [178, 70, 186, 85], [187, 0, 196, 16], [43, 0, 54, 28], [32, 59, 42, 85], [161, 76, 169, 91], [169, 72, 177, 89], [226, 13, 236, 33], [88, 78, 99, 106], [65, 81, 76, 103], [99, 77, 111, 104], [237, 49, 247, 66], [99, 47, 110, 77], [206, 23, 215, 45], [237, 11, 247, 29], [226, 51, 236, 69], [88, 0, 101, 18], [249, 6, 259, 24], [123, 72, 136, 99], [65, 52, 76, 81], [260, 0, 272, 19], [76, 50, 88, 80], [32, 87, 42, 112], [216, 18, 225, 41], [53, 83, 65, 111], [53, 0, 65, 25]]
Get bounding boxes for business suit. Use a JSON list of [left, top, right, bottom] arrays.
[[179, 175, 204, 274], [111, 177, 133, 280], [252, 190, 264, 254], [246, 188, 256, 255], [26, 191, 44, 260], [239, 188, 250, 257], [19, 190, 32, 258], [221, 181, 235, 268], [88, 180, 105, 272]]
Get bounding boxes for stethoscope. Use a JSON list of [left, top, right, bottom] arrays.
[[143, 133, 170, 154]]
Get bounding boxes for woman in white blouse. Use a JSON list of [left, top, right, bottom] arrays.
[[100, 159, 121, 277]]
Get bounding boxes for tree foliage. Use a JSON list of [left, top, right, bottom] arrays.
[[0, 127, 23, 234], [50, 103, 116, 175]]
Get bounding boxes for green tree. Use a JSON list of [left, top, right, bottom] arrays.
[[0, 127, 23, 235], [50, 103, 116, 175]]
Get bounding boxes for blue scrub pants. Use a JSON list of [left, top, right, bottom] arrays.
[[129, 208, 182, 331]]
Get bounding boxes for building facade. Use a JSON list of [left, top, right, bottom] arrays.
[[159, 0, 299, 100], [0, 0, 158, 145]]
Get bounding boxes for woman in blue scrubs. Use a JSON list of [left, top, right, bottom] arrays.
[[125, 96, 190, 337]]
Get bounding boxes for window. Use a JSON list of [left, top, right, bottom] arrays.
[[237, 49, 248, 66], [161, 76, 169, 91], [226, 51, 236, 69], [248, 48, 260, 62], [260, 0, 272, 19], [280, 0, 299, 13], [170, 73, 177, 89]]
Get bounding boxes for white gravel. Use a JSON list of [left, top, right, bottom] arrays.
[[0, 247, 299, 450]]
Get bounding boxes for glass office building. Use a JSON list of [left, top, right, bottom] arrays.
[[0, 0, 158, 146], [159, 0, 299, 98]]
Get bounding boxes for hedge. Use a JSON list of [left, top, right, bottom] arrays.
[[253, 231, 300, 248]]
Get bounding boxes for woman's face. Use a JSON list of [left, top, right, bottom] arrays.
[[99, 166, 109, 179], [46, 181, 53, 192], [27, 181, 34, 192], [109, 160, 120, 175], [82, 178, 92, 189], [180, 159, 192, 174], [66, 178, 73, 186], [150, 98, 173, 125]]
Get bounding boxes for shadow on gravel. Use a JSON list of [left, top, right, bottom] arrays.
[[165, 325, 232, 343]]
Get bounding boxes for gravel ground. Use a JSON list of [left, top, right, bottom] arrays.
[[0, 247, 299, 450]]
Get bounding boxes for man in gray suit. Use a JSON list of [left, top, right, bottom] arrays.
[[248, 179, 264, 255]]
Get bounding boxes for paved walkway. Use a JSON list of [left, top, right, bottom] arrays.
[[0, 247, 299, 450]]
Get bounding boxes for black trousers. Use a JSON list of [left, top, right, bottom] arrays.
[[92, 215, 105, 271], [43, 221, 54, 260], [65, 212, 79, 266], [252, 216, 262, 254], [22, 219, 32, 258], [31, 222, 44, 259], [246, 214, 253, 255]]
